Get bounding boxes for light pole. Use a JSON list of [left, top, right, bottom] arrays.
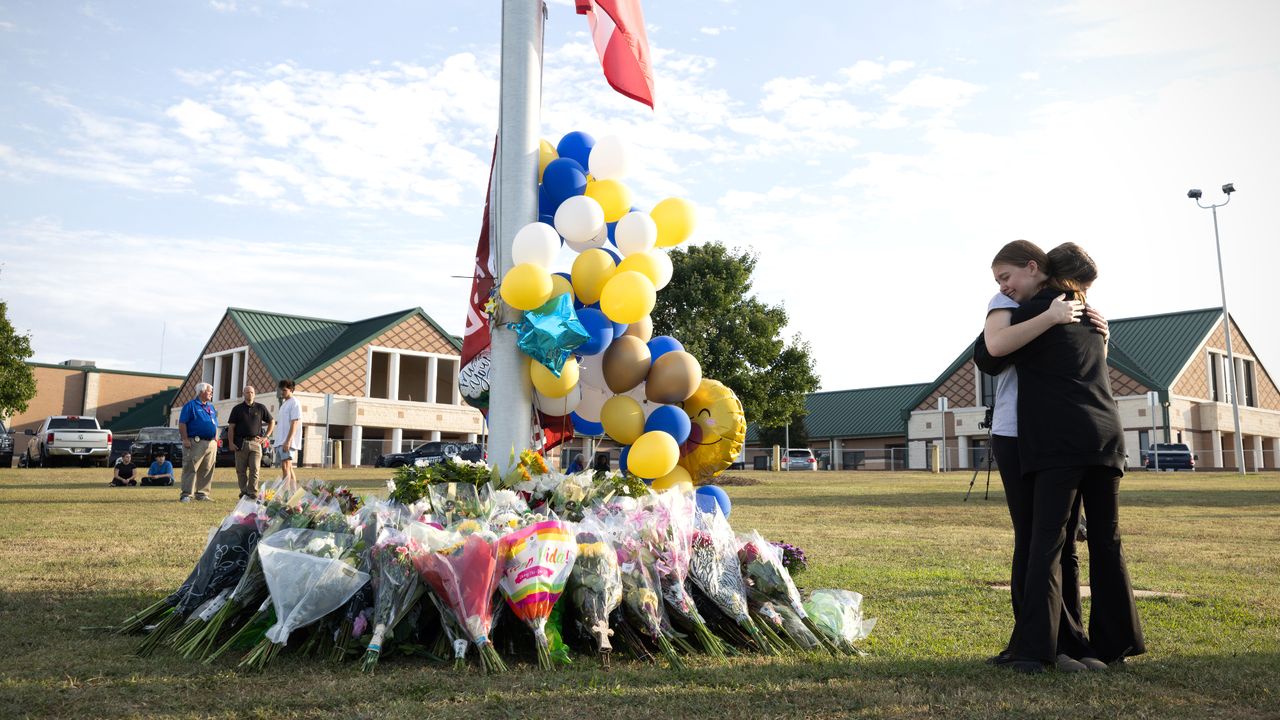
[[1187, 183, 1245, 475]]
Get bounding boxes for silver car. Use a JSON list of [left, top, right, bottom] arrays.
[[786, 448, 818, 471]]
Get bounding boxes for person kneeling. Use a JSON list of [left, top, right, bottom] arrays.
[[141, 451, 175, 486], [110, 452, 138, 486]]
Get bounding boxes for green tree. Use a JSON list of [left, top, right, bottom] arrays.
[[651, 242, 820, 428], [757, 413, 809, 450], [0, 301, 36, 418]]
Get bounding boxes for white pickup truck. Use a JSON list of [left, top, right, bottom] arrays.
[[24, 416, 113, 468]]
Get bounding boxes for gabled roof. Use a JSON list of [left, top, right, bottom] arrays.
[[747, 382, 931, 443], [226, 307, 461, 383], [1106, 308, 1222, 390], [105, 388, 180, 432]]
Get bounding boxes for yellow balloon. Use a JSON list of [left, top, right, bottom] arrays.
[[677, 379, 747, 482], [538, 139, 557, 182], [571, 248, 617, 305], [585, 179, 633, 223], [530, 356, 579, 399], [651, 465, 693, 492], [599, 271, 656, 325], [650, 197, 697, 248], [617, 251, 661, 285], [500, 263, 554, 311], [601, 395, 646, 445], [550, 273, 574, 299], [629, 431, 680, 479]]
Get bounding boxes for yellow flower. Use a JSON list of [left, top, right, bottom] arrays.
[[578, 541, 607, 558]]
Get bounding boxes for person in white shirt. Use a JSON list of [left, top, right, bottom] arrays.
[[273, 378, 302, 492]]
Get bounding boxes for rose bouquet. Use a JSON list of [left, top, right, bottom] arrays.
[[238, 528, 369, 670], [565, 517, 622, 663], [497, 518, 577, 670], [361, 529, 425, 672], [645, 491, 724, 658], [802, 589, 877, 655], [738, 530, 838, 655], [688, 507, 777, 656], [409, 520, 506, 672]]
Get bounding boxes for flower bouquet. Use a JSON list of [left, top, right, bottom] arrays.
[[361, 528, 425, 672], [566, 517, 622, 664], [802, 589, 877, 655], [738, 530, 839, 655], [688, 507, 777, 656], [612, 524, 686, 671], [409, 520, 507, 672], [646, 491, 724, 658], [497, 518, 577, 670], [238, 528, 369, 670]]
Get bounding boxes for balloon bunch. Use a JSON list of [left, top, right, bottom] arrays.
[[497, 130, 742, 489]]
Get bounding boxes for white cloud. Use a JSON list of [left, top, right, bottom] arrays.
[[0, 20, 16, 32], [699, 26, 734, 36], [889, 75, 981, 110], [1053, 0, 1277, 67], [1018, 71, 1040, 81], [165, 99, 232, 142]]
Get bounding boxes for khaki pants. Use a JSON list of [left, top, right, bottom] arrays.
[[234, 439, 263, 498], [181, 438, 217, 499]]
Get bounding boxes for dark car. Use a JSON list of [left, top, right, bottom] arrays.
[[1142, 443, 1196, 471], [376, 441, 483, 469], [127, 426, 186, 468], [216, 427, 274, 468], [0, 420, 13, 468]]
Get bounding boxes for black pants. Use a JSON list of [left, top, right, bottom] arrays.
[[1012, 465, 1145, 663], [992, 435, 1086, 656], [140, 476, 174, 486]]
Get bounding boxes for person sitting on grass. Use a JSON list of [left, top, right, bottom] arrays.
[[111, 452, 138, 486], [141, 450, 175, 486]]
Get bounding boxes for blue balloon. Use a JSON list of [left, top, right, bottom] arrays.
[[606, 220, 618, 245], [695, 485, 731, 517], [575, 307, 615, 355], [611, 320, 628, 338], [647, 336, 684, 363], [571, 412, 604, 437], [542, 158, 587, 211], [645, 405, 691, 445], [619, 445, 630, 475], [557, 131, 596, 170], [600, 246, 622, 264]]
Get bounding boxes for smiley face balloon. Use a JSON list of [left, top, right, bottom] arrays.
[[677, 378, 746, 482]]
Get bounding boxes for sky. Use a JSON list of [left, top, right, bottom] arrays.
[[2, 0, 1278, 395]]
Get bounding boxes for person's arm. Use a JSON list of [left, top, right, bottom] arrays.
[[984, 294, 1081, 357], [113, 465, 125, 480], [1085, 306, 1110, 358], [973, 331, 1009, 376], [286, 418, 299, 448], [226, 407, 239, 452], [178, 403, 192, 448]]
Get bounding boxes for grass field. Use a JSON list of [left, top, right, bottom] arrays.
[[1, 466, 1278, 720]]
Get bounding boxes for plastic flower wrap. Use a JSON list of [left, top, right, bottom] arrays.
[[487, 489, 530, 533], [803, 589, 877, 654], [428, 481, 492, 526], [566, 516, 622, 662], [361, 528, 426, 673], [738, 530, 838, 655], [606, 510, 686, 670], [647, 490, 724, 657], [238, 529, 369, 670], [689, 507, 776, 655], [498, 518, 578, 670], [408, 520, 507, 672]]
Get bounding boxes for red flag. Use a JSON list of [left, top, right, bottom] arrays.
[[459, 144, 497, 413], [576, 0, 655, 109], [537, 411, 574, 454]]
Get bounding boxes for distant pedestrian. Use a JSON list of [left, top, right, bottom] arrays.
[[591, 452, 610, 473], [179, 382, 218, 503], [227, 384, 274, 499], [273, 379, 302, 493], [110, 452, 138, 486], [141, 449, 175, 486], [567, 452, 586, 474]]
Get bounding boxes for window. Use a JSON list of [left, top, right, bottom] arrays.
[[365, 347, 461, 404], [200, 347, 247, 402], [1242, 359, 1257, 407]]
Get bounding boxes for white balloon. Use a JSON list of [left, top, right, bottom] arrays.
[[555, 195, 606, 248], [579, 353, 608, 391], [566, 221, 609, 254], [511, 222, 560, 268], [614, 211, 657, 257], [651, 249, 673, 290], [588, 135, 630, 180], [535, 382, 582, 417], [624, 382, 659, 418]]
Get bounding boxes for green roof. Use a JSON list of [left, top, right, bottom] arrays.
[[226, 307, 461, 383], [105, 388, 180, 432], [1106, 307, 1222, 390], [747, 382, 931, 442]]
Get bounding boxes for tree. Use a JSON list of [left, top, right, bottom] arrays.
[[757, 413, 809, 450], [651, 242, 820, 428], [0, 301, 36, 418]]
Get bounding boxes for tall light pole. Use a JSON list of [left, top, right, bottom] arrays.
[[1187, 183, 1245, 475]]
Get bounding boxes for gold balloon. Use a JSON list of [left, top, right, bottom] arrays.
[[645, 350, 702, 404], [651, 464, 693, 492], [550, 273, 574, 299], [601, 395, 646, 445], [623, 315, 653, 342], [530, 356, 579, 398], [538, 139, 557, 182], [678, 379, 746, 482], [602, 335, 651, 394]]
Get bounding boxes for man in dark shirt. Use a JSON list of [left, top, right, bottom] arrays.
[[227, 384, 274, 499], [111, 452, 138, 486]]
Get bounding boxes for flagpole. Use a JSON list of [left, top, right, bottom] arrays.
[[487, 0, 544, 473]]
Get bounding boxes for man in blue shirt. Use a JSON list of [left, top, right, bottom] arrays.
[[141, 449, 175, 486], [178, 382, 219, 503]]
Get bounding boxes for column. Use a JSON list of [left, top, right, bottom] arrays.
[[389, 353, 401, 402], [231, 352, 242, 400], [427, 356, 438, 404], [430, 430, 441, 442], [957, 435, 970, 470], [350, 425, 363, 467], [1211, 429, 1223, 469], [212, 359, 223, 402], [451, 359, 461, 405], [82, 371, 102, 418], [830, 439, 839, 471], [390, 427, 404, 455], [1251, 435, 1263, 472], [466, 433, 477, 443]]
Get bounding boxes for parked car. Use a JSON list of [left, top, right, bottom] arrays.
[[215, 427, 274, 468], [0, 420, 13, 468], [376, 441, 483, 469], [127, 426, 186, 468], [1142, 443, 1196, 471], [24, 415, 112, 468], [786, 448, 818, 471]]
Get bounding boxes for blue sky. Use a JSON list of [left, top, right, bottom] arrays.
[[2, 0, 1278, 394]]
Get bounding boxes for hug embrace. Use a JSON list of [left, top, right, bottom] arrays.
[[974, 240, 1146, 674]]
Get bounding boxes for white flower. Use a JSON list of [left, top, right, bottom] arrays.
[[386, 479, 396, 492]]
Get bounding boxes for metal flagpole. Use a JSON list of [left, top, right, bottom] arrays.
[[487, 0, 543, 473]]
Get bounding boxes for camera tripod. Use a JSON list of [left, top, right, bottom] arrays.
[[964, 408, 995, 502]]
